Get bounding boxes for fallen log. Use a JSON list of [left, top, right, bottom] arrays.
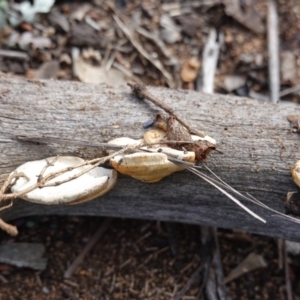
[[0, 74, 300, 240]]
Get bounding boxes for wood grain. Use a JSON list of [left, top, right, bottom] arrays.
[[0, 74, 300, 240]]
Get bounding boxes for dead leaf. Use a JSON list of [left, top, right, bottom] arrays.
[[286, 240, 300, 255], [48, 8, 70, 32], [113, 14, 175, 88], [224, 0, 264, 34], [17, 32, 52, 50], [69, 23, 102, 47], [34, 60, 59, 79], [223, 252, 267, 284], [73, 57, 127, 85], [287, 115, 300, 132], [223, 75, 246, 92], [281, 51, 297, 84], [160, 14, 181, 44], [70, 4, 91, 21]]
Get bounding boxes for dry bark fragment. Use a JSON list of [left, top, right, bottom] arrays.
[[287, 115, 300, 132]]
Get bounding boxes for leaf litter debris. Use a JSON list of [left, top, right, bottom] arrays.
[[0, 0, 298, 100]]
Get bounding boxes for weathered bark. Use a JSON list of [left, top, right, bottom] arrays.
[[0, 74, 300, 240]]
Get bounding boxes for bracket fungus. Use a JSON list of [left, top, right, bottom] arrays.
[[108, 130, 195, 183], [143, 129, 167, 145], [143, 124, 216, 148], [107, 137, 143, 154], [10, 156, 117, 205], [291, 160, 300, 188], [107, 112, 217, 183], [110, 149, 195, 183]]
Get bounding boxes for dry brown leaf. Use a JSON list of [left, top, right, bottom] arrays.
[[73, 57, 127, 85], [223, 252, 267, 284], [287, 115, 300, 131]]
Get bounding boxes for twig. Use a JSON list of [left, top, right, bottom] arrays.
[[105, 50, 116, 72], [165, 222, 179, 256], [0, 49, 29, 60], [61, 285, 77, 300], [199, 29, 223, 94], [202, 226, 231, 300], [201, 165, 300, 225], [38, 156, 59, 182], [135, 26, 178, 66], [205, 268, 219, 300], [174, 262, 203, 300], [112, 14, 175, 88], [0, 200, 13, 212], [280, 84, 300, 97], [278, 238, 284, 270], [0, 218, 18, 236], [184, 165, 266, 223], [284, 240, 294, 300], [0, 172, 29, 195], [40, 141, 187, 187], [211, 228, 231, 300], [0, 274, 8, 284], [16, 136, 125, 150], [267, 0, 280, 103], [128, 82, 205, 137], [199, 226, 214, 299], [174, 263, 203, 300], [64, 218, 113, 278], [17, 135, 195, 148]]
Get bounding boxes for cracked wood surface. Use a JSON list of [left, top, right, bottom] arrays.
[[0, 74, 300, 240]]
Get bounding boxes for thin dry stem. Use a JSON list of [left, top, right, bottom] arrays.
[[189, 164, 300, 226], [64, 218, 113, 278], [0, 200, 13, 212], [128, 82, 206, 137], [43, 144, 135, 187], [186, 165, 266, 223], [38, 156, 59, 182], [0, 171, 29, 195], [0, 218, 18, 236]]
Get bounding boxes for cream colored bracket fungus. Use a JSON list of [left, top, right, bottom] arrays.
[[106, 137, 143, 155], [108, 131, 195, 183], [143, 129, 217, 148], [10, 156, 117, 205], [191, 134, 216, 145], [110, 147, 195, 183], [291, 160, 300, 188]]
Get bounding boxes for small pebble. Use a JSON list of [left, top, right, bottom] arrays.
[[143, 119, 154, 128], [42, 286, 50, 294]]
